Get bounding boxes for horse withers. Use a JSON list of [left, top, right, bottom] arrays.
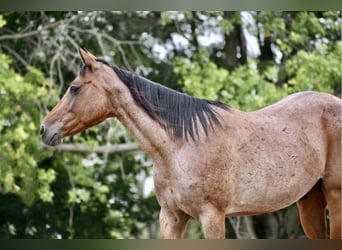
[[40, 49, 341, 239]]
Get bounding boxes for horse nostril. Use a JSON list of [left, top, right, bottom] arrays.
[[40, 125, 45, 135]]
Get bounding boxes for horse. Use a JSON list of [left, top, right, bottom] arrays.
[[40, 48, 341, 239]]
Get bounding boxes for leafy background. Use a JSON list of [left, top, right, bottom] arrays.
[[0, 11, 340, 238]]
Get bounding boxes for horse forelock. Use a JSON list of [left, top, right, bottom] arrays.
[[94, 59, 230, 141]]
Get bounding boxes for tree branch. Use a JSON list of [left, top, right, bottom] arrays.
[[2, 44, 30, 69], [40, 142, 141, 154], [0, 21, 60, 41]]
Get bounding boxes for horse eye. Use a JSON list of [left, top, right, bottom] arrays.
[[70, 85, 80, 95]]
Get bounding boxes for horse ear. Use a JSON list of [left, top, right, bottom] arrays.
[[79, 48, 97, 70]]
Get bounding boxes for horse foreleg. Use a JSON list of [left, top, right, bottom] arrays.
[[199, 205, 226, 239], [159, 208, 190, 239], [296, 183, 328, 239]]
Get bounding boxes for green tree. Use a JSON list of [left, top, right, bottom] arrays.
[[0, 11, 340, 239], [0, 52, 54, 204]]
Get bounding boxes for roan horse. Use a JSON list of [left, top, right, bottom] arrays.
[[40, 49, 341, 239]]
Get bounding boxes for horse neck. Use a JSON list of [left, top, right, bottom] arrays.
[[112, 83, 175, 163]]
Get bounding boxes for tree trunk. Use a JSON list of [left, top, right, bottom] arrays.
[[221, 11, 247, 71]]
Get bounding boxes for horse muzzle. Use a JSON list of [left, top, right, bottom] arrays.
[[40, 123, 63, 146]]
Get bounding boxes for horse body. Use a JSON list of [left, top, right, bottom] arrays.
[[40, 49, 341, 239], [226, 92, 330, 213], [154, 91, 340, 238]]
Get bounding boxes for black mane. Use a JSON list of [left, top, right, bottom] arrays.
[[92, 59, 230, 141]]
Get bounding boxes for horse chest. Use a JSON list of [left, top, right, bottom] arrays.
[[153, 160, 230, 217]]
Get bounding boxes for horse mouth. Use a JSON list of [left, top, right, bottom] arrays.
[[48, 133, 63, 146]]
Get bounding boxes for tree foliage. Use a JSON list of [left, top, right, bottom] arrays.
[[0, 11, 340, 239]]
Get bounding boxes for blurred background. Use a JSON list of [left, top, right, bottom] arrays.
[[0, 11, 340, 238]]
